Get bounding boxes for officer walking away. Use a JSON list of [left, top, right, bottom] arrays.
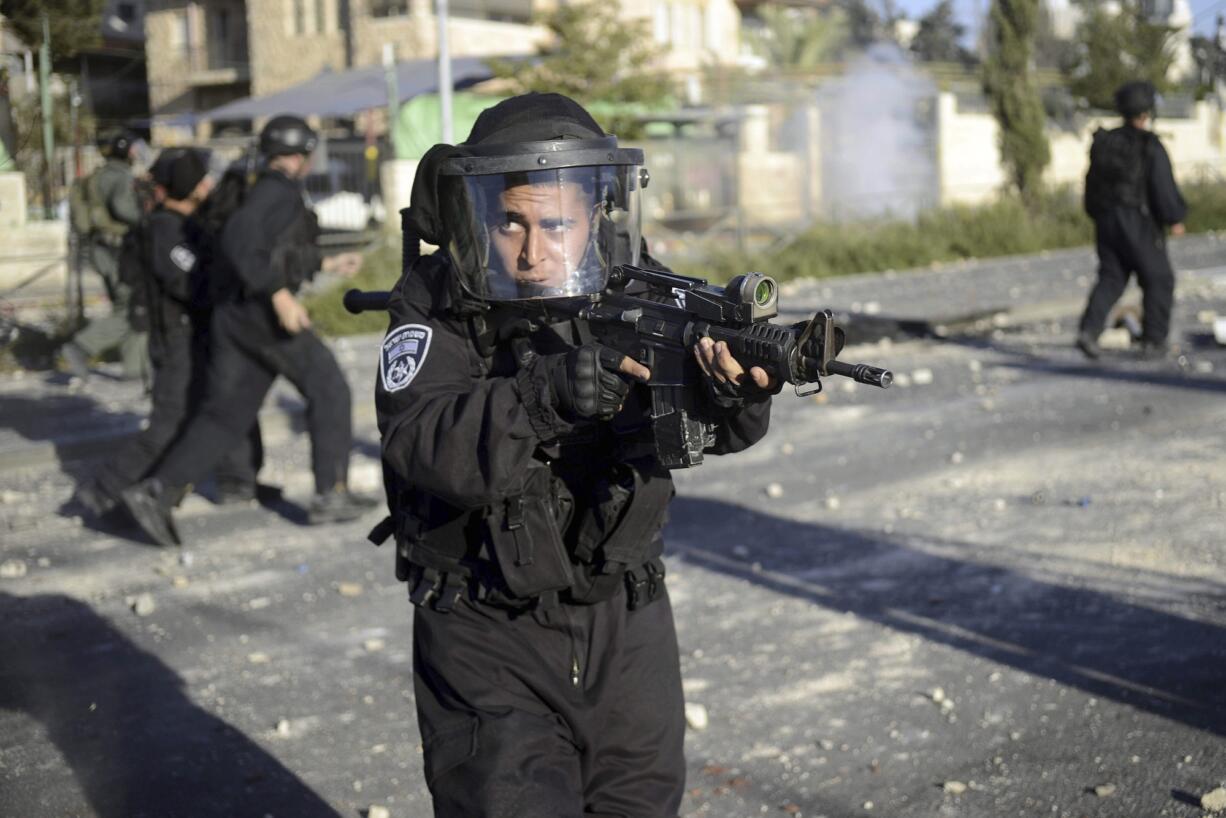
[[1077, 80, 1187, 361], [70, 149, 262, 520], [62, 129, 149, 381], [120, 115, 374, 547], [375, 93, 778, 817]]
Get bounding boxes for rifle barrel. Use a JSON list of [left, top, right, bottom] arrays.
[[344, 289, 391, 315]]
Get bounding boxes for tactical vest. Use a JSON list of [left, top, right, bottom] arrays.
[[1084, 127, 1154, 219], [270, 206, 321, 293], [374, 259, 672, 611]]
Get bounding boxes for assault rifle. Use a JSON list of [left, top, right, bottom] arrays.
[[345, 265, 892, 468]]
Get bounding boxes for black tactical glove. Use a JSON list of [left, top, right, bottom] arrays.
[[546, 343, 630, 421]]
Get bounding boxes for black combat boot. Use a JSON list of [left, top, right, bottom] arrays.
[[1075, 332, 1100, 360], [308, 486, 379, 525], [71, 479, 118, 518], [120, 478, 181, 547]]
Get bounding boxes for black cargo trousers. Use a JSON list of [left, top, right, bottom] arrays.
[[412, 581, 686, 818], [152, 299, 352, 494], [94, 318, 260, 501], [1079, 208, 1176, 345]]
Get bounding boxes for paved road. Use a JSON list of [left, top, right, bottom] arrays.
[[2, 241, 1225, 818]]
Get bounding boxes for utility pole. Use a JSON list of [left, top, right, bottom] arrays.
[[39, 12, 55, 219], [436, 0, 453, 143]]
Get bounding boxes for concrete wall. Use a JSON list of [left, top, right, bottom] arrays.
[[350, 0, 544, 65], [0, 172, 68, 291], [247, 0, 347, 97], [937, 91, 1226, 206]]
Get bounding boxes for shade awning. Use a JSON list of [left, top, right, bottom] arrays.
[[199, 56, 502, 121]]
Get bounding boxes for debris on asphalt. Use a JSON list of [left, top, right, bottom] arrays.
[[824, 496, 841, 510], [949, 452, 964, 464], [1092, 783, 1116, 797], [765, 483, 784, 499], [363, 638, 385, 653], [1202, 787, 1226, 812], [0, 559, 28, 578], [911, 368, 934, 385], [275, 719, 292, 737], [366, 806, 391, 818], [336, 582, 364, 597], [247, 652, 270, 664], [685, 702, 709, 731], [127, 593, 156, 616], [942, 781, 967, 795]]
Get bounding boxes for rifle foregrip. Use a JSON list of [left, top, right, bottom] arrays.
[[344, 289, 392, 314]]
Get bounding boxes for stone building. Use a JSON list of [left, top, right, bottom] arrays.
[[144, 0, 742, 140]]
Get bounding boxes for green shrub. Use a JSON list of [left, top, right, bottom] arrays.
[[307, 236, 403, 337]]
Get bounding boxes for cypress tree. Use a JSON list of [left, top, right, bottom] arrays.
[[983, 0, 1051, 201]]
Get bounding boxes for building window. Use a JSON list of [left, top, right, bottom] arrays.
[[315, 0, 328, 33], [653, 0, 670, 44], [370, 0, 409, 17], [292, 0, 307, 33], [170, 9, 190, 57]]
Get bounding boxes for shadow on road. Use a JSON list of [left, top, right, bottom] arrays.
[[0, 592, 341, 818], [666, 496, 1226, 737]]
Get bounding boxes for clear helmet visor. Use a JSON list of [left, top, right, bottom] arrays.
[[445, 165, 642, 301]]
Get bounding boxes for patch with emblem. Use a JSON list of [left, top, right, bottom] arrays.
[[170, 244, 197, 272], [381, 324, 432, 393]]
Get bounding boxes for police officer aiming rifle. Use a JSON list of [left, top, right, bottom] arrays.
[[362, 93, 889, 817]]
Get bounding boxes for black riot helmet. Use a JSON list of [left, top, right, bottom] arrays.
[[99, 129, 137, 161], [1115, 81, 1157, 119], [413, 93, 648, 302], [258, 114, 319, 157]]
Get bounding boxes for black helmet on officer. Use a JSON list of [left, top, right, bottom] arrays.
[[99, 129, 138, 161], [410, 93, 648, 302], [259, 114, 319, 157], [1115, 81, 1157, 120]]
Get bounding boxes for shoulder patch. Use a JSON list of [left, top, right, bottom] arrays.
[[381, 324, 432, 393], [170, 244, 197, 272]]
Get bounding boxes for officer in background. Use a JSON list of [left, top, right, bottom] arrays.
[[121, 115, 374, 546], [1077, 80, 1187, 360], [62, 129, 149, 381], [375, 93, 776, 816], [70, 149, 261, 520]]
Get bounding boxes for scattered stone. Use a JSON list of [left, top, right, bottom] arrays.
[[863, 300, 881, 315], [930, 687, 946, 703], [949, 452, 963, 465], [36, 557, 50, 568], [1098, 328, 1132, 350], [128, 593, 156, 617], [1214, 318, 1226, 346], [685, 702, 709, 731], [337, 582, 364, 597], [179, 551, 195, 568], [1198, 309, 1218, 324], [992, 498, 1007, 512], [943, 781, 967, 795], [780, 442, 795, 456], [363, 638, 386, 653], [839, 380, 857, 394], [818, 739, 835, 751], [1093, 783, 1116, 798], [248, 652, 271, 664], [1193, 360, 1214, 374], [366, 807, 391, 818], [275, 719, 292, 737], [171, 576, 189, 588], [824, 496, 841, 511], [968, 359, 982, 373], [892, 373, 912, 388], [1201, 787, 1226, 812], [863, 801, 874, 811], [911, 368, 934, 386], [765, 483, 784, 499], [0, 559, 28, 579], [248, 597, 271, 610]]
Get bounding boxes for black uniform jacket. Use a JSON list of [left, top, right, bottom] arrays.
[[143, 208, 206, 336], [216, 170, 318, 301], [1140, 128, 1187, 226], [375, 254, 772, 583]]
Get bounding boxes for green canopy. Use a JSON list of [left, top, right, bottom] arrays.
[[393, 92, 505, 160]]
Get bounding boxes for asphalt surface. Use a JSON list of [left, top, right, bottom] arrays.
[[2, 237, 1225, 818]]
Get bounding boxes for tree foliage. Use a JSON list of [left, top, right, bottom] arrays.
[[983, 0, 1051, 200], [744, 4, 851, 70], [910, 0, 972, 64], [0, 0, 104, 62], [485, 0, 671, 137], [1062, 0, 1178, 110]]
